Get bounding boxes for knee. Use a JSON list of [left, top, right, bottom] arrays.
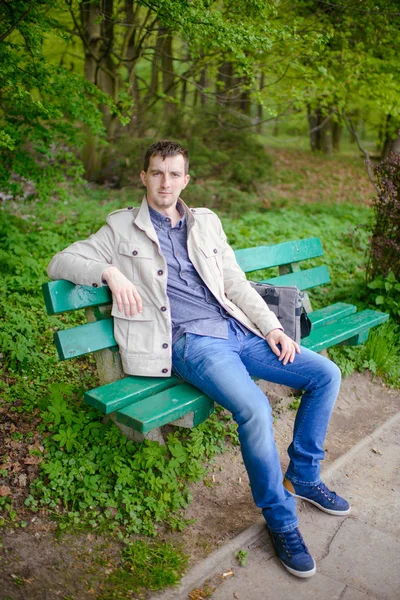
[[234, 398, 272, 428], [319, 356, 341, 392]]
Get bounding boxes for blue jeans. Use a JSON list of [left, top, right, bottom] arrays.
[[172, 319, 341, 533]]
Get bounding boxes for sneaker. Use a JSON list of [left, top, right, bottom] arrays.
[[283, 478, 351, 516], [269, 527, 316, 578]]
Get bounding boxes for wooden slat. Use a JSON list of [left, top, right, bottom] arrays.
[[84, 375, 182, 414], [54, 318, 116, 360], [302, 310, 389, 352], [43, 280, 112, 315], [261, 265, 330, 290], [234, 237, 323, 273], [116, 384, 214, 433], [309, 303, 357, 329]]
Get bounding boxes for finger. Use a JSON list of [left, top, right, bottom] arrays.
[[121, 293, 132, 317], [288, 344, 296, 364], [278, 338, 289, 361], [132, 288, 143, 313], [282, 346, 291, 365], [126, 289, 137, 316], [269, 339, 281, 357], [293, 341, 301, 354], [116, 293, 124, 313]]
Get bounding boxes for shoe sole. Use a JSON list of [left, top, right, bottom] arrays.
[[291, 492, 351, 516], [280, 558, 316, 578]]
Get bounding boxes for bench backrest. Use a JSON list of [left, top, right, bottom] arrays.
[[43, 236, 328, 361]]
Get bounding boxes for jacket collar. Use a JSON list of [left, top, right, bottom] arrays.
[[134, 196, 195, 237]]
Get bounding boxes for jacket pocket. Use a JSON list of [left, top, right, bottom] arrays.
[[111, 304, 157, 355], [198, 245, 223, 279], [117, 241, 154, 280]]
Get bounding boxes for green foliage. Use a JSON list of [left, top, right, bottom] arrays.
[[0, 496, 28, 529], [25, 384, 237, 536], [367, 272, 400, 323], [328, 323, 400, 387], [102, 539, 188, 595], [0, 1, 125, 200], [235, 548, 248, 567]]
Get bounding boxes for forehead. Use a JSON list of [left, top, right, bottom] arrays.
[[148, 153, 186, 172]]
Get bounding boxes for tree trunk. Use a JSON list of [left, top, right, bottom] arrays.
[[381, 115, 400, 159], [256, 72, 264, 134], [308, 105, 334, 154], [332, 121, 342, 152], [160, 28, 176, 120], [320, 116, 333, 155], [79, 0, 119, 180], [308, 105, 320, 151], [216, 61, 233, 107], [199, 67, 207, 107]]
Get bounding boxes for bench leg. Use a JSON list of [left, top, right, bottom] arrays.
[[342, 330, 370, 346], [170, 404, 214, 429], [104, 413, 165, 445]]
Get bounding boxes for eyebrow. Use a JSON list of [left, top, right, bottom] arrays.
[[150, 169, 182, 175]]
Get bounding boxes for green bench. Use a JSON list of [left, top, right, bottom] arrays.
[[42, 236, 389, 443]]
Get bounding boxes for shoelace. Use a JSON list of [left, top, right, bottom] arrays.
[[314, 482, 337, 504], [279, 528, 310, 557]]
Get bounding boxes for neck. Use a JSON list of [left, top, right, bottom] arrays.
[[146, 198, 182, 227]]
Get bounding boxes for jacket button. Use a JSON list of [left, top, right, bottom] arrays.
[[162, 368, 168, 374], [161, 306, 167, 312], [132, 250, 138, 256], [92, 283, 98, 287], [157, 270, 164, 276], [213, 248, 218, 254], [162, 343, 168, 349]]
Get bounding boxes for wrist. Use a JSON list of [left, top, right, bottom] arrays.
[[101, 265, 118, 282]]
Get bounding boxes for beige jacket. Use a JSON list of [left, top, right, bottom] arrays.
[[47, 197, 282, 377]]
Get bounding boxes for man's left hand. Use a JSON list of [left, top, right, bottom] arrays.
[[266, 329, 300, 365]]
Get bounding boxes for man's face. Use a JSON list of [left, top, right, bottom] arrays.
[[140, 153, 190, 212]]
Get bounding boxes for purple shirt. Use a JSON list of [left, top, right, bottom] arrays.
[[149, 203, 246, 343]]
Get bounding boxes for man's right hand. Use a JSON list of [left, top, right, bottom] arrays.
[[102, 266, 143, 317]]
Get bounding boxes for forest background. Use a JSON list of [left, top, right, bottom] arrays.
[[1, 1, 400, 599]]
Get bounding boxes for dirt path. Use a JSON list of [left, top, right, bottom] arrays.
[[1, 372, 399, 600]]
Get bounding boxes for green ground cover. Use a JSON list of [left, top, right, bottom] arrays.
[[1, 152, 399, 595]]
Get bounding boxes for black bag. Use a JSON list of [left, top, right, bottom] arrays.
[[250, 282, 312, 345]]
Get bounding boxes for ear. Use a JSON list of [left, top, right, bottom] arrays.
[[140, 170, 147, 187], [183, 174, 190, 188]]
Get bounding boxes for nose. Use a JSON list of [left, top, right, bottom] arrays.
[[160, 173, 171, 188]]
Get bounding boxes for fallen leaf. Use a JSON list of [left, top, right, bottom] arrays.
[[24, 456, 42, 465], [18, 474, 27, 487], [371, 448, 382, 455], [222, 569, 234, 578], [0, 485, 11, 496]]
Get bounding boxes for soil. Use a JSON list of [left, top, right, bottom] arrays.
[[1, 371, 399, 600]]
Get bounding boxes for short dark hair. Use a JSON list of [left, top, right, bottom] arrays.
[[143, 140, 189, 174]]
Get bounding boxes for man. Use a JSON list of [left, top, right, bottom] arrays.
[[47, 140, 350, 578]]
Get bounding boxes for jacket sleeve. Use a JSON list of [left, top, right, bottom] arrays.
[[216, 216, 283, 337], [47, 223, 116, 287]]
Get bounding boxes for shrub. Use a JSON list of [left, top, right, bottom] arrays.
[[367, 153, 400, 281]]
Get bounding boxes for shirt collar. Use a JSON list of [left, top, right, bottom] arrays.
[[148, 200, 186, 230]]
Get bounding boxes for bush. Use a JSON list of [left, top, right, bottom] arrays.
[[368, 153, 400, 280]]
